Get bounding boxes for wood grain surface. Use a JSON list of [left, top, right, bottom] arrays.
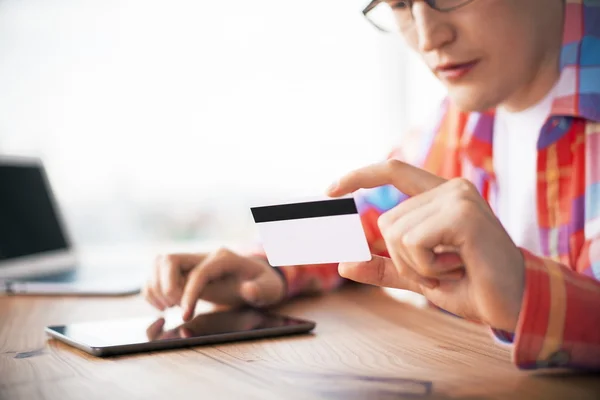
[[1, 286, 598, 400]]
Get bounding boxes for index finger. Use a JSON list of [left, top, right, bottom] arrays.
[[327, 160, 446, 197], [158, 254, 207, 306], [180, 249, 248, 320]]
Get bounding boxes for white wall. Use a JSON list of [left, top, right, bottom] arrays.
[[0, 0, 444, 245]]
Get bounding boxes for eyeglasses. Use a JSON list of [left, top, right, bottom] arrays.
[[363, 0, 477, 33]]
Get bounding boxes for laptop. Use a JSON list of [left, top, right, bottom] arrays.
[[0, 155, 142, 296]]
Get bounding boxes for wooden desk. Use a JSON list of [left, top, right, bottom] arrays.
[[1, 286, 598, 400]]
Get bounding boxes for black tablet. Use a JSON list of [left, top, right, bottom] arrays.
[[45, 308, 316, 357]]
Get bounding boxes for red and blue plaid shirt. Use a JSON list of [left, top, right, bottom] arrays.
[[262, 0, 600, 370]]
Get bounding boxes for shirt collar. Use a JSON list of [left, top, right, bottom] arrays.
[[457, 2, 600, 175], [550, 0, 600, 123]]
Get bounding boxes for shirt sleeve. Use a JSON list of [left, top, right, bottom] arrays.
[[493, 241, 600, 370]]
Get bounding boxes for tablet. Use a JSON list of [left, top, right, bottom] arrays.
[[45, 308, 316, 357]]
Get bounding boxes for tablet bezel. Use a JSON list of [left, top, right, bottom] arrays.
[[45, 310, 316, 357]]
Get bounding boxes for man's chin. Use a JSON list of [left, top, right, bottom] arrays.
[[447, 88, 501, 113]]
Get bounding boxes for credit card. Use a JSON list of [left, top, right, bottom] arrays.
[[251, 196, 372, 266]]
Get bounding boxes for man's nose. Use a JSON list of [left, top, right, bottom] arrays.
[[411, 2, 455, 53]]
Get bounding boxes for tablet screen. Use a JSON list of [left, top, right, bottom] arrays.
[[48, 309, 308, 347]]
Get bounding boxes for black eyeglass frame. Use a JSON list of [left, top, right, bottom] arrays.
[[362, 0, 477, 32]]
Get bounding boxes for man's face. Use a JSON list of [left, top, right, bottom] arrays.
[[399, 0, 564, 112]]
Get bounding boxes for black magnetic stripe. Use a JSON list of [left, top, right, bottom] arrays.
[[251, 198, 358, 223]]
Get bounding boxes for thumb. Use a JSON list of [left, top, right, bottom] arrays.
[[239, 272, 285, 307], [339, 255, 423, 293]]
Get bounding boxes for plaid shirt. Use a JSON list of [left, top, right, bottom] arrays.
[[263, 0, 600, 370]]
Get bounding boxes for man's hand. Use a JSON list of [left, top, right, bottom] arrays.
[[327, 160, 525, 332], [142, 249, 286, 321]]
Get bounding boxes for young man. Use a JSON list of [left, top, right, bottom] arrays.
[[143, 0, 600, 370]]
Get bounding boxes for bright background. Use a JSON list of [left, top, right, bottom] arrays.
[[0, 0, 445, 250]]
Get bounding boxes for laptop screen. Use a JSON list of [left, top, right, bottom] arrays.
[[0, 163, 69, 261]]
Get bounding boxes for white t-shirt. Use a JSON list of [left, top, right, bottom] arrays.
[[492, 89, 556, 254]]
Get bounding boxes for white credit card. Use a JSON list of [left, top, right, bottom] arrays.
[[250, 196, 372, 267]]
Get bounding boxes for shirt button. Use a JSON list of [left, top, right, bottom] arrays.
[[547, 350, 571, 367]]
